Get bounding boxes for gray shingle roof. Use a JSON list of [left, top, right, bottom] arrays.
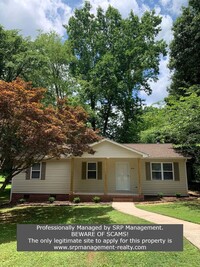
[[124, 143, 185, 158]]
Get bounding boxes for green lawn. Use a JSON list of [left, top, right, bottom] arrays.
[[136, 200, 200, 224], [0, 205, 200, 267]]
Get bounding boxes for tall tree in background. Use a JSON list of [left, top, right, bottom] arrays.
[[0, 79, 99, 191], [30, 32, 77, 104], [66, 1, 166, 142], [140, 91, 200, 180], [166, 0, 200, 180], [0, 26, 33, 82], [168, 0, 200, 97], [0, 27, 78, 106]]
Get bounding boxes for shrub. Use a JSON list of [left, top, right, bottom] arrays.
[[175, 193, 181, 198], [92, 196, 101, 203], [18, 198, 26, 204], [73, 197, 81, 203], [48, 196, 55, 203], [157, 192, 163, 199]]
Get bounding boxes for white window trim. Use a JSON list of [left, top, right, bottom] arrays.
[[151, 162, 174, 181], [31, 163, 42, 180], [87, 162, 98, 180]]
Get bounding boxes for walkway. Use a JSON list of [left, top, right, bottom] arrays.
[[112, 202, 200, 249]]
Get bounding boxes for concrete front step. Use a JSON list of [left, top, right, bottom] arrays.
[[113, 195, 144, 202], [113, 197, 133, 202]]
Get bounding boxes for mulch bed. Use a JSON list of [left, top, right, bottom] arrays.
[[0, 201, 111, 208], [141, 194, 199, 205], [1, 191, 199, 208]]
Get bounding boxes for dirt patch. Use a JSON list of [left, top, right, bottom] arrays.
[[87, 252, 96, 264]]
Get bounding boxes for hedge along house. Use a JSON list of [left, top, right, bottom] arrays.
[[11, 139, 188, 202]]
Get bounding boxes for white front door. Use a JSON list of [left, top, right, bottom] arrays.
[[116, 162, 130, 191]]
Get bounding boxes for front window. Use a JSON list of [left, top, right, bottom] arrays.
[[87, 162, 97, 179], [31, 163, 41, 179], [151, 163, 173, 180]]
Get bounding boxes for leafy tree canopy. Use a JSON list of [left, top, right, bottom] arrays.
[[0, 25, 32, 82], [0, 27, 79, 107], [30, 31, 77, 104], [168, 0, 200, 97], [65, 1, 166, 141], [140, 91, 200, 179]]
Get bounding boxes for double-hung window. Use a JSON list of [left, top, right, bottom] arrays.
[[81, 162, 102, 180], [31, 163, 41, 179], [87, 162, 97, 179], [151, 163, 173, 180]]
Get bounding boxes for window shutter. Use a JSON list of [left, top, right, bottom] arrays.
[[174, 162, 180, 181], [26, 168, 31, 180], [41, 162, 46, 180], [82, 162, 86, 180], [97, 162, 102, 180], [145, 162, 151, 180]]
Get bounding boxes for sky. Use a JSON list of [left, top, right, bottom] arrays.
[[0, 0, 188, 105]]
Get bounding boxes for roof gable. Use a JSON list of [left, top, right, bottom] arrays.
[[82, 139, 148, 158], [80, 139, 186, 159]]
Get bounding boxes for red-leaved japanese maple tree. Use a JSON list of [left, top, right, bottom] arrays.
[[0, 79, 99, 191]]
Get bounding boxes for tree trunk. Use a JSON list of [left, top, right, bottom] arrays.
[[103, 100, 112, 136], [0, 176, 12, 192], [91, 97, 96, 131]]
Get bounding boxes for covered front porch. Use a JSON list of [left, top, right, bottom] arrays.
[[69, 157, 144, 202]]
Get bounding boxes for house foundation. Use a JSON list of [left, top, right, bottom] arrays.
[[69, 193, 144, 202], [11, 193, 69, 203]]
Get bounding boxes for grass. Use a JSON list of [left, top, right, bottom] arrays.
[[0, 205, 200, 267], [136, 200, 200, 224]]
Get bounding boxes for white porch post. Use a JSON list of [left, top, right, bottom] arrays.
[[137, 158, 142, 195], [70, 158, 74, 195], [104, 158, 108, 195]]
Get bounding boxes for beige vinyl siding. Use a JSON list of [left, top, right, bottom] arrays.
[[141, 159, 188, 196], [73, 158, 138, 194], [12, 160, 71, 194], [82, 142, 143, 158]]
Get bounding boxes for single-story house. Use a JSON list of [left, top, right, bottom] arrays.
[[11, 139, 188, 202]]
